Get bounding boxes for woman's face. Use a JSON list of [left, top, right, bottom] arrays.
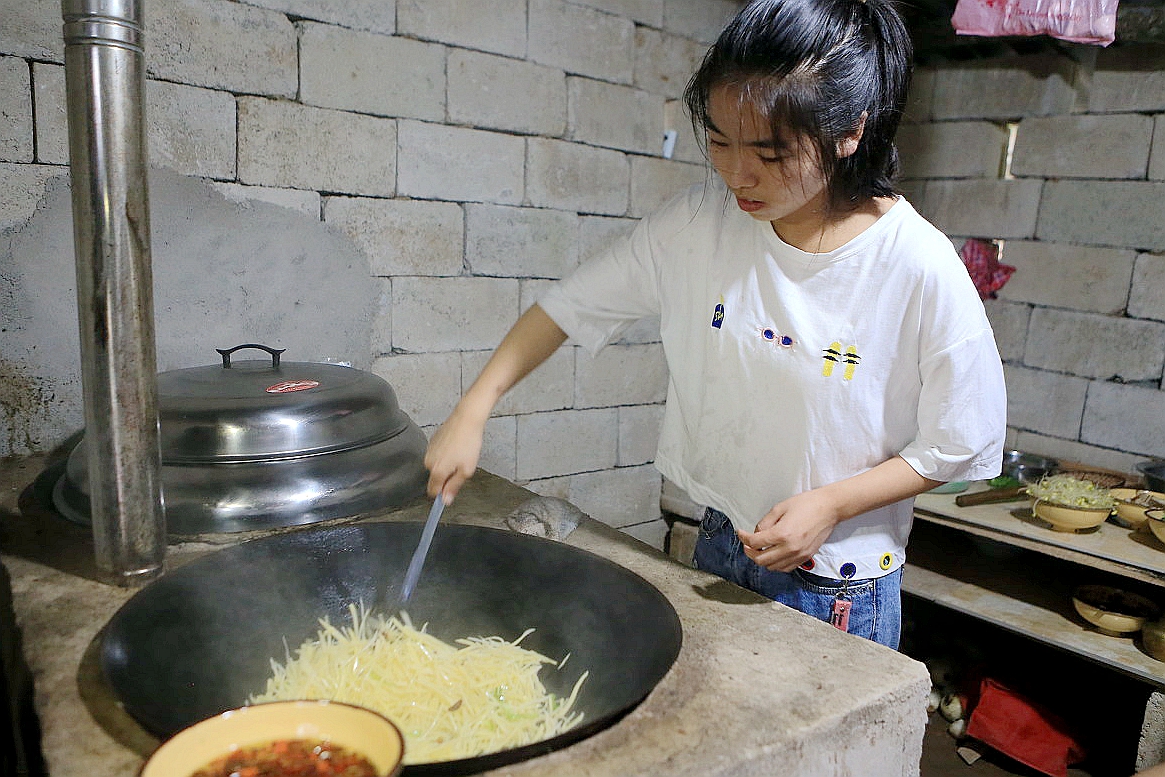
[[705, 86, 830, 231]]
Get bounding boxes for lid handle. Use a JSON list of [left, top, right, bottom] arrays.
[[216, 343, 286, 369]]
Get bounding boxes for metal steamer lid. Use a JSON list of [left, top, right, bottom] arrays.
[[159, 344, 409, 463]]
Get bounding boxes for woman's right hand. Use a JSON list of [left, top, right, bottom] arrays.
[[423, 402, 488, 503]]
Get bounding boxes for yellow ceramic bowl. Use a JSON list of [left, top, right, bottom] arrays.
[[1033, 499, 1111, 532], [1072, 584, 1160, 636], [140, 700, 404, 777], [1111, 488, 1165, 529], [1146, 509, 1165, 546]]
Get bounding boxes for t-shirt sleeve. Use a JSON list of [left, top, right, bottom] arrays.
[[538, 193, 686, 357], [899, 326, 1007, 483]]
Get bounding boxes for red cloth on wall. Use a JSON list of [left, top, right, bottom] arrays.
[[965, 677, 1087, 777]]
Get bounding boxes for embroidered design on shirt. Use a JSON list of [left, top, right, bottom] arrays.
[[880, 552, 893, 570], [822, 342, 860, 380], [711, 296, 725, 329], [758, 326, 795, 348]]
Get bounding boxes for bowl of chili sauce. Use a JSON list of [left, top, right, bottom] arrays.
[[140, 700, 404, 777]]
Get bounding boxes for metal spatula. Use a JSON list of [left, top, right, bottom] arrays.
[[400, 492, 445, 603]]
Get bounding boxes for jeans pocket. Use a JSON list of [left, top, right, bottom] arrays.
[[699, 507, 729, 539]]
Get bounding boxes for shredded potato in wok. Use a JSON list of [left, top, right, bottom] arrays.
[[248, 605, 587, 765]]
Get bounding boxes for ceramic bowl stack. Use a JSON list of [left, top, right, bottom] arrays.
[[1072, 585, 1160, 637]]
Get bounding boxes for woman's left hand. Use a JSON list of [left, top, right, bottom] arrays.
[[738, 488, 844, 572]]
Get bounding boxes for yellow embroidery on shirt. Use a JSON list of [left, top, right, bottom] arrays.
[[822, 342, 841, 377], [823, 342, 860, 380]]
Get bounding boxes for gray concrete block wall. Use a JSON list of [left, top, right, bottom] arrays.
[[904, 44, 1165, 477], [0, 0, 751, 545]]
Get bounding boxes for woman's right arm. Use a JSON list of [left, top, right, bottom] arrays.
[[424, 303, 568, 502]]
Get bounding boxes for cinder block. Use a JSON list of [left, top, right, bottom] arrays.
[[1150, 115, 1165, 182], [299, 23, 444, 122], [33, 66, 235, 178], [630, 155, 706, 217], [0, 56, 32, 162], [462, 348, 574, 416], [634, 26, 705, 99], [147, 80, 236, 179], [1082, 381, 1165, 459], [479, 415, 518, 482], [0, 1, 61, 61], [516, 407, 619, 479], [995, 240, 1135, 315], [568, 77, 664, 155], [580, 214, 638, 261], [983, 299, 1030, 363], [903, 67, 936, 124], [895, 121, 1007, 180], [391, 276, 520, 353], [0, 163, 64, 231], [32, 63, 66, 165], [234, 0, 395, 34], [371, 351, 462, 428], [916, 179, 1042, 239], [1002, 364, 1089, 440], [586, 0, 664, 27], [1024, 307, 1165, 382], [575, 342, 668, 407], [666, 99, 708, 165], [1038, 180, 1165, 251], [526, 137, 630, 215], [1011, 114, 1152, 179], [238, 97, 396, 196], [448, 50, 566, 137], [662, 0, 740, 43], [397, 120, 524, 205], [1130, 253, 1165, 323], [146, 0, 296, 97], [211, 183, 321, 218], [1090, 47, 1165, 113], [618, 403, 664, 466], [528, 0, 634, 85], [523, 463, 661, 528], [372, 277, 392, 355], [621, 518, 669, 552], [1011, 431, 1145, 475], [324, 197, 464, 277], [465, 203, 580, 279], [931, 56, 1079, 120], [398, 0, 526, 58]]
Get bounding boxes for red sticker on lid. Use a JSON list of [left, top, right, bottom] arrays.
[[265, 380, 320, 394]]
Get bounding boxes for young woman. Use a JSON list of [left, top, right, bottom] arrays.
[[424, 0, 1006, 649]]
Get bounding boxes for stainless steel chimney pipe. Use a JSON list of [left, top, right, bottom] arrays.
[[62, 0, 165, 586]]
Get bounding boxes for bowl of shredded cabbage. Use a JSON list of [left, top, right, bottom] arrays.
[[1026, 474, 1116, 532]]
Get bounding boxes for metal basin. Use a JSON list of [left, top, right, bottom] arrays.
[[100, 523, 683, 775]]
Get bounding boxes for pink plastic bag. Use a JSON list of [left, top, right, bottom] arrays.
[[951, 0, 1118, 45]]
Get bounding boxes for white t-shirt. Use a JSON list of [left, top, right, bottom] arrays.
[[539, 181, 1006, 579]]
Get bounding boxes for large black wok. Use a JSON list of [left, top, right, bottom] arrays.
[[101, 522, 683, 775]]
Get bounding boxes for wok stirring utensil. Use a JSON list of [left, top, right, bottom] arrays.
[[400, 492, 444, 603]]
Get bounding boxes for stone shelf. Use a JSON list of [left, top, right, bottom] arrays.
[[905, 485, 1165, 687]]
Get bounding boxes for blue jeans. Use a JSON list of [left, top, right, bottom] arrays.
[[694, 508, 902, 649]]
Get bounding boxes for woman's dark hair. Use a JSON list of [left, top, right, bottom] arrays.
[[683, 0, 913, 213]]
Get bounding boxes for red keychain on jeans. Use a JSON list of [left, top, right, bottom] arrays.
[[829, 563, 857, 632]]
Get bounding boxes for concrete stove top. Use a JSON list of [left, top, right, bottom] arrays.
[[0, 455, 930, 776]]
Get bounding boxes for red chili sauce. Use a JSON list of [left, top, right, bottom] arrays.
[[189, 738, 380, 777]]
